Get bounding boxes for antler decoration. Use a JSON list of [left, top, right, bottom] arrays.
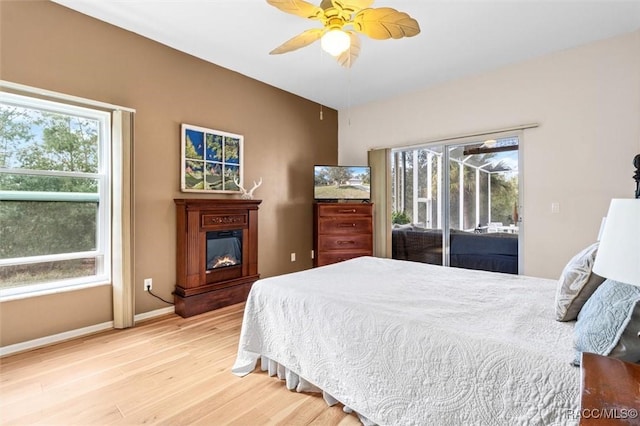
[[234, 177, 263, 200]]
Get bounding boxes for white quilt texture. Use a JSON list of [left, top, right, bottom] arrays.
[[232, 257, 580, 425]]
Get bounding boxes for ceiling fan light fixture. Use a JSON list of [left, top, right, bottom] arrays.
[[321, 29, 350, 56], [266, 0, 420, 68]]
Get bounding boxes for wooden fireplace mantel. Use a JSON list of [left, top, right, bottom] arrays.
[[173, 198, 261, 317]]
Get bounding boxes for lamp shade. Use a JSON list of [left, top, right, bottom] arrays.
[[592, 199, 640, 286]]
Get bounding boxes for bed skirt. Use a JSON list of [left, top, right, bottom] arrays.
[[233, 354, 375, 426]]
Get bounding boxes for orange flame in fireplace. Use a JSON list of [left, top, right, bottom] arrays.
[[212, 255, 238, 269]]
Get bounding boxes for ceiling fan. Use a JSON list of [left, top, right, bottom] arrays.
[[267, 0, 420, 68]]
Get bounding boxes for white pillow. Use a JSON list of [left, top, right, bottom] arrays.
[[555, 242, 606, 322]]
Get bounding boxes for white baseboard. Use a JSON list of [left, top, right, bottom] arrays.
[[0, 306, 175, 357], [134, 306, 175, 322], [0, 321, 114, 357]]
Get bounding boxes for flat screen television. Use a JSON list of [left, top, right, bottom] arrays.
[[314, 165, 371, 201]]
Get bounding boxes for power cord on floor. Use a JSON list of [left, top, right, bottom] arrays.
[[148, 288, 174, 305]]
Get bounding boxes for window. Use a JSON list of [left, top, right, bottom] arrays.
[[391, 134, 521, 273], [392, 136, 519, 232], [0, 92, 111, 298]]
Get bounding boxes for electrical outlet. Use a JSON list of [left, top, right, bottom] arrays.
[[144, 278, 152, 291], [290, 252, 296, 262], [311, 250, 315, 259]]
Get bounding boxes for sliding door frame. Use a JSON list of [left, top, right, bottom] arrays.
[[391, 129, 525, 274]]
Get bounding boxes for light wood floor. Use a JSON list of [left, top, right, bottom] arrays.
[[0, 303, 361, 425]]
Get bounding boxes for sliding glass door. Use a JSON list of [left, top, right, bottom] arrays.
[[391, 134, 521, 273], [391, 146, 445, 265]]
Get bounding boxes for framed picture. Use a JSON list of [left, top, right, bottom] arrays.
[[181, 123, 243, 193]]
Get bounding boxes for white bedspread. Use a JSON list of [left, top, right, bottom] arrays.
[[232, 257, 580, 425]]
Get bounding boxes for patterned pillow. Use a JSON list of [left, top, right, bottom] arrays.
[[573, 279, 640, 366], [555, 242, 606, 321]]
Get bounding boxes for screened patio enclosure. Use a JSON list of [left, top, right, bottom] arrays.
[[391, 136, 520, 274]]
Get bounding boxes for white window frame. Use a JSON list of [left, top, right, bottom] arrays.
[[0, 92, 112, 299]]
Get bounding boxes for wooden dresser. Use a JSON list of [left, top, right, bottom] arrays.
[[313, 202, 373, 267]]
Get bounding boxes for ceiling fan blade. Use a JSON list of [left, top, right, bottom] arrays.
[[336, 32, 361, 68], [266, 0, 324, 19], [353, 7, 421, 40], [269, 28, 325, 54]]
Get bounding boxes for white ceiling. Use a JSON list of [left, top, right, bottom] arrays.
[[53, 0, 640, 111]]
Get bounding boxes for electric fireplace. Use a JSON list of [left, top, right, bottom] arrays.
[[207, 230, 242, 270], [174, 198, 261, 317]]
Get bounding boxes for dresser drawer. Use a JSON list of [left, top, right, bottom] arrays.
[[316, 251, 370, 267], [317, 234, 372, 251], [317, 204, 372, 217], [318, 217, 372, 234]]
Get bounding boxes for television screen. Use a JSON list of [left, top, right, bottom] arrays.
[[314, 165, 371, 201]]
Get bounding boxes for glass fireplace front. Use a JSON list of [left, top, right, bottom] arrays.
[[206, 230, 242, 271]]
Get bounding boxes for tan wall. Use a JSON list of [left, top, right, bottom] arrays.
[[339, 30, 640, 280], [0, 1, 338, 347]]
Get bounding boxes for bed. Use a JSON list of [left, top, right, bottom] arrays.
[[232, 256, 580, 425]]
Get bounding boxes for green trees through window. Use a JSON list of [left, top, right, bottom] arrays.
[[392, 138, 519, 231], [0, 94, 109, 290]]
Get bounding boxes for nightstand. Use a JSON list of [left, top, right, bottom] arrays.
[[580, 352, 640, 425]]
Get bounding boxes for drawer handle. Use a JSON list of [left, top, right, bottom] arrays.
[[337, 240, 355, 245], [338, 209, 357, 213], [338, 223, 356, 228]]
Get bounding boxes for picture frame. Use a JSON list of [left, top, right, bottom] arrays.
[[181, 123, 243, 193]]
